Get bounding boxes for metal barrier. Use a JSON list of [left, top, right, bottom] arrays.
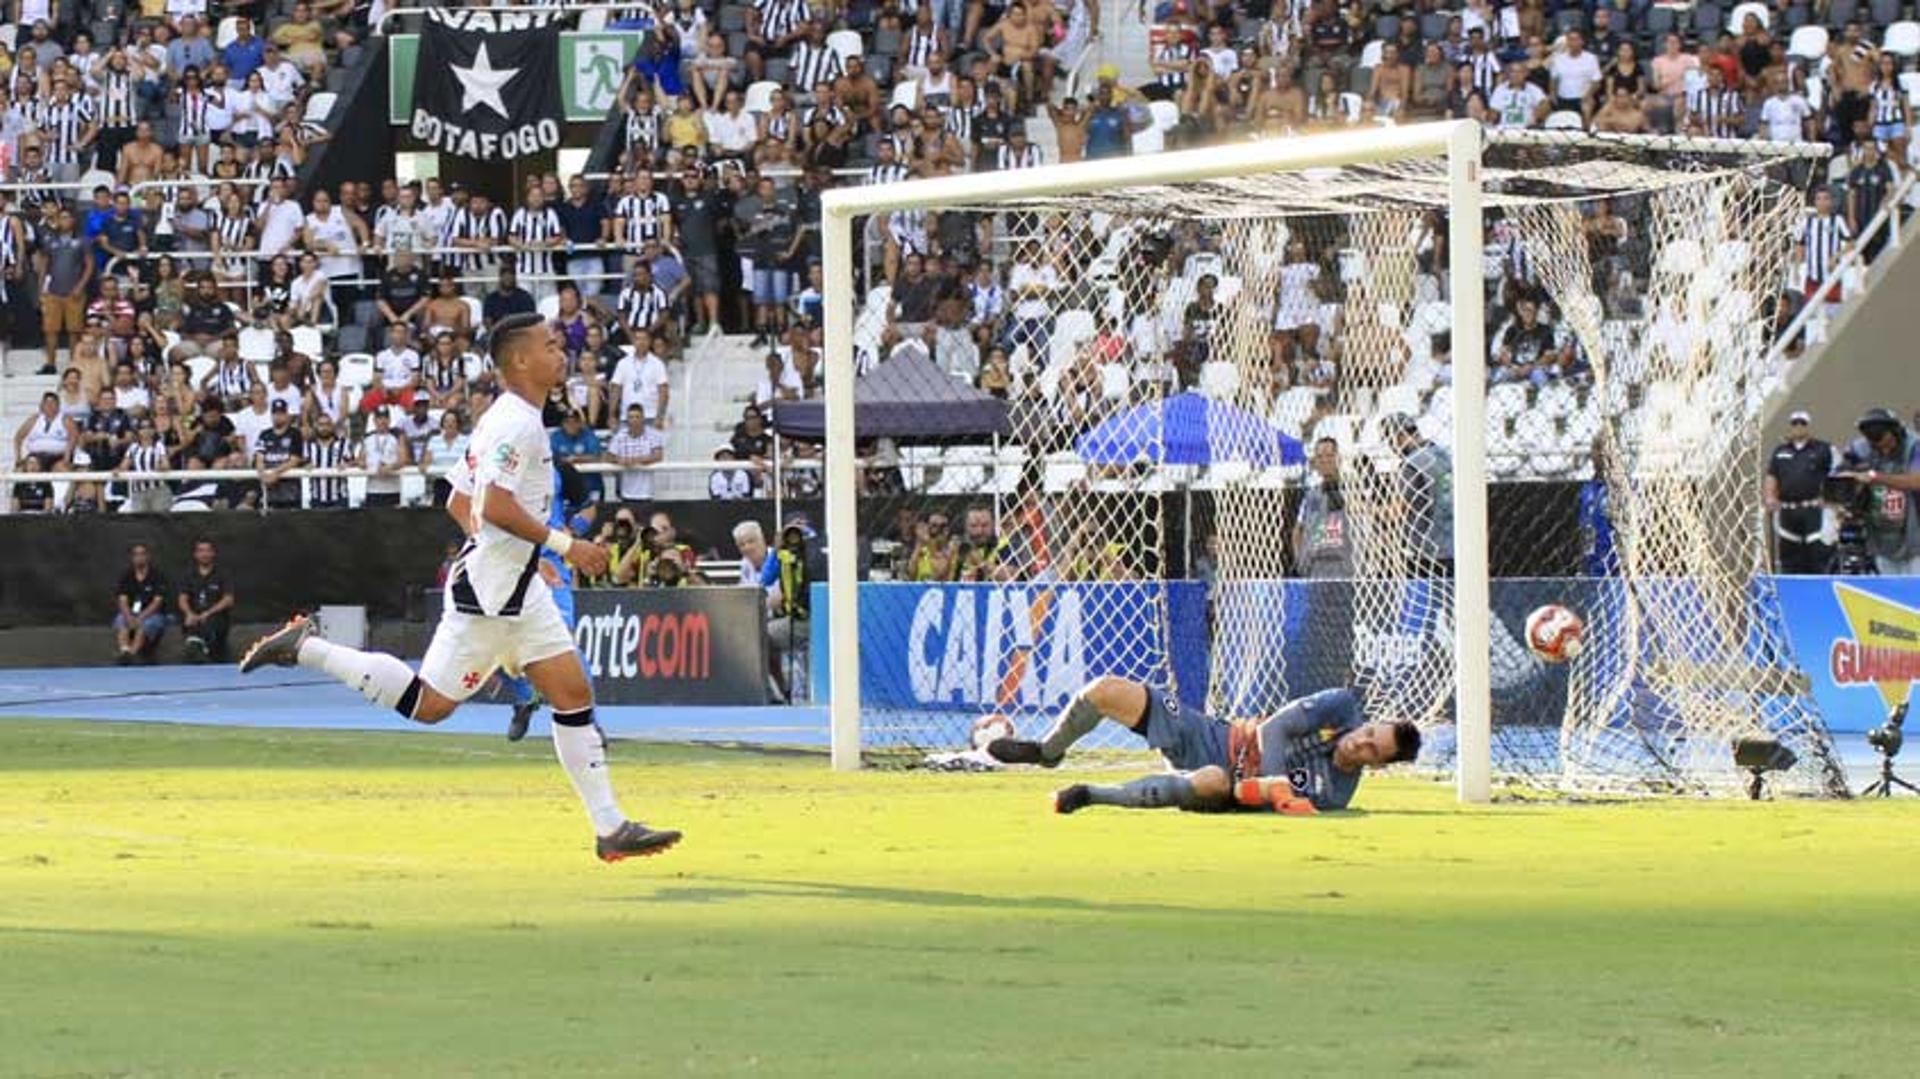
[[1768, 171, 1917, 362]]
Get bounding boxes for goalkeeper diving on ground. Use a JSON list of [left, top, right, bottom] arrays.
[[985, 677, 1420, 814]]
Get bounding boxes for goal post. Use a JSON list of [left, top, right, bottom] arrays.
[[817, 123, 1844, 798], [820, 122, 1494, 797]]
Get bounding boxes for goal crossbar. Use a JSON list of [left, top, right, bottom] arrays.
[[819, 121, 1493, 800]]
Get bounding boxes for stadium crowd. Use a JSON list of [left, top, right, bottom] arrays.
[[2, 0, 1918, 528]]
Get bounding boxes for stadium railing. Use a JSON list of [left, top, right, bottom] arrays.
[[0, 457, 825, 521], [1769, 171, 1917, 361]]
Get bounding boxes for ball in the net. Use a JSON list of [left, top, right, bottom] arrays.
[[1525, 604, 1585, 663], [970, 713, 1016, 750]]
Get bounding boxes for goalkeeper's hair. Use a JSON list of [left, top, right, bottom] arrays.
[[1390, 720, 1423, 764]]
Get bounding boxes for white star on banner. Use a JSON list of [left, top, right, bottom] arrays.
[[452, 41, 519, 120]]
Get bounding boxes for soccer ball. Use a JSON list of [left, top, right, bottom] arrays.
[[970, 713, 1017, 750], [1525, 604, 1585, 663]]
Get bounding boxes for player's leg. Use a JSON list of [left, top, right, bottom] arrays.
[[516, 590, 678, 861], [239, 613, 465, 723], [986, 674, 1150, 766], [501, 672, 539, 742], [1055, 765, 1232, 815]]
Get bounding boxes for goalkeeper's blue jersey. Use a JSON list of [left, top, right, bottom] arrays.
[[541, 466, 574, 589]]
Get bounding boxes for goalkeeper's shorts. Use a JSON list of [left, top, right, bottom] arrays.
[[1139, 687, 1229, 774]]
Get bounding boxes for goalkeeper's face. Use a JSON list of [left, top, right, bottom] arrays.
[[1337, 724, 1403, 768]]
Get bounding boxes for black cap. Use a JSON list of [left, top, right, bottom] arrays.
[[1382, 412, 1421, 438], [1858, 407, 1901, 432], [270, 399, 288, 412]]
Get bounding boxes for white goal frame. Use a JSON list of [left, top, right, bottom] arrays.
[[820, 121, 1493, 803]]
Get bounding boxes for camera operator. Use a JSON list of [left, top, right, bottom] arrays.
[[1837, 408, 1920, 576], [1765, 409, 1841, 574], [1292, 436, 1353, 579]]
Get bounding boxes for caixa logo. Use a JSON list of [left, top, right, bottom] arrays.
[[576, 608, 711, 680]]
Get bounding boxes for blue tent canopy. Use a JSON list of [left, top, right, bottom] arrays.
[[1074, 392, 1304, 467]]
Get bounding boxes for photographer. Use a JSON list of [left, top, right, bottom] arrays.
[[766, 522, 814, 703], [1765, 409, 1841, 574], [1292, 437, 1353, 579], [1838, 408, 1920, 576], [592, 509, 644, 589]]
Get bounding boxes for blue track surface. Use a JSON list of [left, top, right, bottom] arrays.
[[0, 665, 1892, 784], [0, 665, 830, 746]]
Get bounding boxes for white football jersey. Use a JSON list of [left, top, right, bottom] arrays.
[[445, 391, 554, 617]]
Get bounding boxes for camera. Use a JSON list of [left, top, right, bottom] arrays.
[[1866, 702, 1906, 757]]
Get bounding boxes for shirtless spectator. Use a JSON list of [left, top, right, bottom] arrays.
[[116, 122, 166, 187], [1044, 96, 1090, 161], [1368, 42, 1411, 119], [982, 3, 1048, 109], [1590, 84, 1649, 133]]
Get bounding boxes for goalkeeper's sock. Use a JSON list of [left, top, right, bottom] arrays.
[[500, 673, 537, 705], [551, 707, 626, 836], [1085, 774, 1200, 810], [1038, 694, 1104, 762], [297, 637, 424, 719]]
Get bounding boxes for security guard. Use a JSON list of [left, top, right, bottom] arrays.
[[1765, 409, 1839, 574]]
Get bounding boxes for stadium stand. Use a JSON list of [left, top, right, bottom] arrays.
[[0, 0, 1915, 575]]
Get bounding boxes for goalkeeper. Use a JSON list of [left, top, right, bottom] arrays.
[[984, 677, 1420, 814]]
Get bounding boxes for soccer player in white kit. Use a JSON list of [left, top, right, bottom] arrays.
[[238, 313, 681, 862]]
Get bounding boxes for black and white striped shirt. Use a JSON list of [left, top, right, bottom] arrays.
[[1687, 86, 1743, 139], [422, 352, 462, 394], [866, 160, 910, 185], [802, 101, 848, 129], [788, 41, 843, 91], [995, 143, 1044, 170], [618, 281, 671, 332], [756, 0, 812, 44], [452, 205, 507, 273], [9, 165, 55, 209], [123, 440, 171, 490], [214, 359, 255, 400], [943, 107, 974, 145], [904, 27, 941, 70], [1871, 80, 1904, 125], [616, 190, 671, 247], [765, 109, 795, 143], [508, 204, 564, 281], [98, 69, 137, 129], [37, 96, 95, 165], [212, 206, 253, 256], [1800, 212, 1850, 284], [1155, 40, 1194, 90], [0, 215, 18, 302], [304, 435, 351, 507], [178, 88, 214, 140], [1466, 53, 1502, 103], [624, 104, 661, 154]]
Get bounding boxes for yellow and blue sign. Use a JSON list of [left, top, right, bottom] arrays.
[[1773, 576, 1920, 731]]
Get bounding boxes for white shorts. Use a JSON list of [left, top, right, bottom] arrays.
[[420, 579, 577, 701]]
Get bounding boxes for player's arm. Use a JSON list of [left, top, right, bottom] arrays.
[[447, 488, 476, 536]]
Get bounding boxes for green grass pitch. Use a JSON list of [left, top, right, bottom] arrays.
[[2, 718, 1916, 1077]]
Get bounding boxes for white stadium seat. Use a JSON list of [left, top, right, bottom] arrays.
[[1884, 21, 1920, 59], [303, 92, 338, 124], [1534, 381, 1576, 419], [743, 80, 780, 115], [337, 352, 376, 391], [1727, 2, 1769, 33], [826, 29, 864, 61], [1787, 26, 1828, 63]]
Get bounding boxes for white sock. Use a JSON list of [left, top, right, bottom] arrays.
[[298, 637, 421, 716], [551, 712, 626, 835]]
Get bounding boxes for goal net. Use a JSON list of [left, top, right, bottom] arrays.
[[819, 124, 1847, 798]]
